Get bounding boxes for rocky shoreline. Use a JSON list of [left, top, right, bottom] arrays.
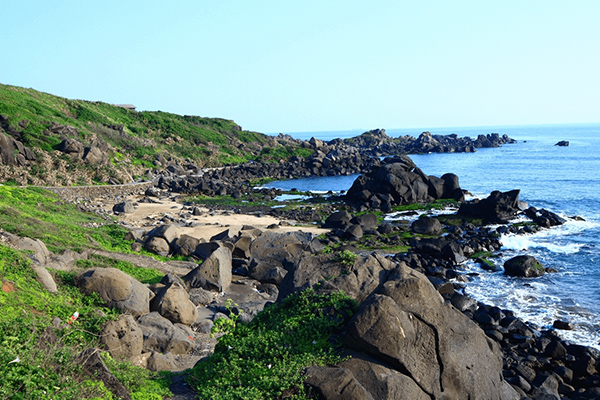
[[152, 129, 515, 197], [6, 130, 598, 399]]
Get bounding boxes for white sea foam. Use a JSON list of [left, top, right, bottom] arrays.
[[461, 260, 600, 349]]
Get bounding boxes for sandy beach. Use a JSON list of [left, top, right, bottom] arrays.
[[107, 194, 328, 241]]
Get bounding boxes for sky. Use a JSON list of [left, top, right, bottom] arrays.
[[2, 1, 600, 134]]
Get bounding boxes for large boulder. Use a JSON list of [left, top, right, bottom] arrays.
[[0, 130, 36, 166], [150, 281, 198, 325], [503, 255, 545, 277], [411, 216, 443, 235], [144, 236, 170, 257], [346, 156, 459, 209], [75, 268, 153, 317], [248, 231, 317, 282], [323, 211, 352, 229], [184, 246, 232, 292], [343, 262, 509, 400], [277, 252, 396, 304], [136, 312, 194, 355], [338, 351, 430, 400], [145, 224, 183, 246], [458, 189, 523, 223], [82, 144, 110, 165], [59, 137, 85, 158], [113, 201, 135, 214], [101, 314, 143, 360], [171, 234, 200, 257]]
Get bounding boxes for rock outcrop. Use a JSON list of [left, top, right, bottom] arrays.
[[504, 255, 545, 277], [342, 262, 511, 400], [345, 155, 463, 211], [458, 189, 525, 224], [75, 267, 153, 317]]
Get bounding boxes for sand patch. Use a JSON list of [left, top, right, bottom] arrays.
[[104, 195, 328, 241]]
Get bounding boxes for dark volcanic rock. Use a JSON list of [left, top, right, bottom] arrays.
[[503, 255, 545, 277], [113, 201, 135, 214], [345, 155, 460, 210], [411, 216, 443, 235], [458, 189, 523, 224], [0, 130, 37, 166], [343, 262, 510, 400]]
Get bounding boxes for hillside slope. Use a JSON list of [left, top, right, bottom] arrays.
[[0, 84, 303, 186]]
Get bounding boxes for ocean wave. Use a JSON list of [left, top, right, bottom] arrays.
[[500, 216, 599, 254], [461, 260, 600, 349]]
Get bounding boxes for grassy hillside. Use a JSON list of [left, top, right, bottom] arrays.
[[0, 186, 173, 399], [0, 83, 307, 185]]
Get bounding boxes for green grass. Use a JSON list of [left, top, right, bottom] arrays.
[[0, 186, 130, 253], [187, 289, 357, 400], [0, 245, 173, 399], [0, 83, 312, 184], [0, 245, 117, 399]]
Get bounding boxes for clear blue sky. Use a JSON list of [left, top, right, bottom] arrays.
[[2, 1, 599, 134]]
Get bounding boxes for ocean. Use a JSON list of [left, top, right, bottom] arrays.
[[266, 123, 600, 349]]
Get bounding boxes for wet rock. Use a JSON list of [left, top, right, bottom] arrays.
[[504, 255, 545, 277], [458, 189, 523, 224], [553, 320, 574, 330]]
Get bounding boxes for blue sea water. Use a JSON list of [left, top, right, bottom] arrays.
[[266, 123, 600, 348]]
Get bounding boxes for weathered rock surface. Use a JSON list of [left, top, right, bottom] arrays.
[[277, 253, 396, 304], [0, 130, 36, 166], [458, 189, 524, 223], [136, 312, 194, 355], [343, 262, 508, 400], [75, 268, 153, 317], [304, 365, 375, 400], [101, 314, 143, 360], [150, 281, 198, 325], [184, 245, 232, 292]]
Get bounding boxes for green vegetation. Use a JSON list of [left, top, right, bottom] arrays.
[[0, 245, 112, 399], [100, 353, 173, 399], [0, 83, 312, 185], [338, 249, 358, 266], [0, 186, 129, 253], [188, 289, 357, 400], [0, 190, 173, 398], [0, 186, 173, 264]]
